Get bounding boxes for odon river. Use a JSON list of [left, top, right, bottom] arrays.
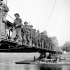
[[0, 53, 70, 70]]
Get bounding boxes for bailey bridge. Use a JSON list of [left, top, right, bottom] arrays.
[[0, 12, 60, 54]]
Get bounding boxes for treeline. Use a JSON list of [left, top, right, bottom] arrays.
[[61, 41, 70, 52]]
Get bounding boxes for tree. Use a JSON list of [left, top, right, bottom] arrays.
[[49, 36, 62, 52], [50, 36, 58, 47], [61, 41, 70, 52]]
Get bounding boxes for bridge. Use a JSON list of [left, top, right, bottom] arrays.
[[0, 38, 54, 53], [0, 20, 61, 54], [0, 1, 62, 62]]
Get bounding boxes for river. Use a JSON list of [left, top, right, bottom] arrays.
[[0, 63, 70, 70], [0, 53, 70, 70]]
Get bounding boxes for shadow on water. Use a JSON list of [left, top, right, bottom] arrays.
[[40, 66, 62, 70], [39, 64, 70, 70], [39, 64, 62, 70], [24, 64, 62, 70], [0, 63, 70, 70]]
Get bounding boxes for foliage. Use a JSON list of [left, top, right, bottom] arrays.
[[61, 41, 70, 52], [49, 36, 59, 51]]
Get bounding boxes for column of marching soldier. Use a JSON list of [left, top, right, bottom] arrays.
[[6, 13, 52, 49], [21, 21, 52, 49], [0, 0, 52, 49], [10, 13, 52, 49]]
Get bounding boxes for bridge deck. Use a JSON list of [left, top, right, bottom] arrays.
[[0, 39, 56, 53]]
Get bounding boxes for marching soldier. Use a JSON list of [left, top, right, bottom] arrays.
[[22, 21, 30, 45], [40, 32, 44, 48], [22, 21, 28, 44], [36, 30, 41, 47], [32, 29, 36, 47], [11, 13, 22, 44], [29, 25, 33, 46]]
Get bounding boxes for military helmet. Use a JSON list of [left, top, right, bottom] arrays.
[[24, 21, 28, 25], [37, 30, 39, 32], [41, 32, 44, 35], [33, 29, 36, 32], [14, 13, 20, 17], [30, 25, 33, 28]]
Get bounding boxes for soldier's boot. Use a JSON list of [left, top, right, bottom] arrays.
[[10, 29, 16, 41]]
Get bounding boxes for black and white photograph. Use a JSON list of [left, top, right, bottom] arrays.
[[0, 0, 70, 70]]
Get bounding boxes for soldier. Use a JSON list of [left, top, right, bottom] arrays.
[[22, 21, 28, 44], [0, 0, 9, 39], [24, 22, 30, 45], [22, 21, 30, 45], [0, 0, 9, 21], [29, 25, 33, 46], [11, 13, 22, 44], [40, 32, 44, 48], [43, 35, 48, 49], [32, 29, 36, 47], [36, 30, 41, 48]]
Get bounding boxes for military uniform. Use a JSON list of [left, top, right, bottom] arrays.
[[29, 25, 33, 46], [11, 13, 22, 44], [31, 29, 37, 47], [36, 30, 41, 47], [40, 33, 44, 48], [0, 0, 9, 21], [22, 22, 30, 45], [0, 0, 9, 40]]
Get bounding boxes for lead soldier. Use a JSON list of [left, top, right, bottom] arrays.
[[11, 13, 22, 44]]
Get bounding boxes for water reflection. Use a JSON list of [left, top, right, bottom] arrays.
[[62, 65, 70, 70], [40, 64, 62, 70], [0, 63, 70, 70], [40, 65, 62, 70]]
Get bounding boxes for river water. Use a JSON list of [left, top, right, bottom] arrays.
[[0, 53, 70, 70], [0, 63, 70, 70]]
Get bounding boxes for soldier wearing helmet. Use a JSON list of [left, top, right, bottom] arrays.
[[22, 21, 30, 45], [11, 13, 22, 45]]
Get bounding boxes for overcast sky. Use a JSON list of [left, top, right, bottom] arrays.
[[5, 0, 70, 46]]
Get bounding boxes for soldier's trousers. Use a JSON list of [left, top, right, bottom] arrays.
[[11, 27, 22, 41]]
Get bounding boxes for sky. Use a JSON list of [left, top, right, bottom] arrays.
[[4, 0, 70, 46]]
